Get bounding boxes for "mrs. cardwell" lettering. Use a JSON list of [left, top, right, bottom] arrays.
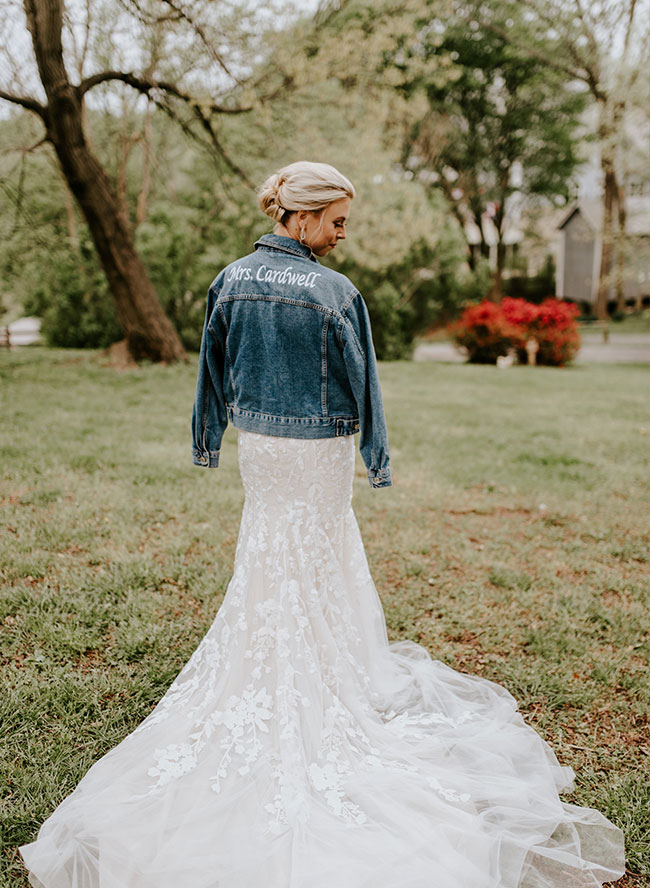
[[226, 263, 322, 289]]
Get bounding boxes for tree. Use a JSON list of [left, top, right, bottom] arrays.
[[3, 0, 466, 359], [394, 12, 586, 300], [257, 0, 470, 345], [466, 0, 650, 320], [185, 57, 466, 357], [0, 0, 306, 362], [0, 103, 186, 350]]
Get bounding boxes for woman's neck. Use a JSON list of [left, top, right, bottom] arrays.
[[274, 222, 298, 241]]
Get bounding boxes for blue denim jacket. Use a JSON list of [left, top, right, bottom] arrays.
[[192, 234, 391, 488]]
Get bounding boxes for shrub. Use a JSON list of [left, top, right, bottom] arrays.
[[136, 208, 210, 352], [448, 300, 520, 364], [332, 236, 471, 360], [450, 297, 580, 366], [24, 249, 121, 349], [503, 255, 556, 304], [533, 298, 581, 366], [364, 281, 413, 360]]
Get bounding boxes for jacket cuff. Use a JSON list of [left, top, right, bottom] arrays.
[[367, 465, 392, 488], [192, 447, 220, 468]]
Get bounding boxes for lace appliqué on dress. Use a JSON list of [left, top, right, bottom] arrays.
[[20, 430, 626, 888]]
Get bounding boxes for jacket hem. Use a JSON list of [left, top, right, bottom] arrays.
[[229, 407, 360, 439]]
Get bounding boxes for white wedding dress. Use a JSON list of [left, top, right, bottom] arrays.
[[21, 431, 625, 888]]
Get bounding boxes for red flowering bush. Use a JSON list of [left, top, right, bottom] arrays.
[[448, 300, 520, 364], [533, 299, 581, 366], [501, 297, 539, 331], [450, 298, 580, 366]]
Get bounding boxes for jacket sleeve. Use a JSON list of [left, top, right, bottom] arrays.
[[192, 282, 228, 467], [340, 290, 392, 488]]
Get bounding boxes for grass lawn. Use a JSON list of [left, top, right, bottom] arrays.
[[1, 348, 648, 886]]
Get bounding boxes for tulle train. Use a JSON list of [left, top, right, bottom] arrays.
[[20, 431, 625, 887]]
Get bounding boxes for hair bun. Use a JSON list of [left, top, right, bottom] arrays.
[[258, 173, 286, 223], [257, 161, 355, 225]]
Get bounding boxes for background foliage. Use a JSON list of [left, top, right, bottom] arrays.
[[5, 0, 641, 357]]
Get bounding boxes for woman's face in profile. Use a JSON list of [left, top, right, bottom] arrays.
[[307, 197, 351, 257]]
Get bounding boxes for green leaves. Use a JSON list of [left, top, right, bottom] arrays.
[[398, 7, 587, 260]]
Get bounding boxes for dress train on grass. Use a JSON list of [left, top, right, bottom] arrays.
[[21, 431, 625, 888]]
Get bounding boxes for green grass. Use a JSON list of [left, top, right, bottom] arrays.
[[1, 349, 649, 886]]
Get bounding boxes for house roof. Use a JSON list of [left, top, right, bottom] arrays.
[[558, 197, 650, 235]]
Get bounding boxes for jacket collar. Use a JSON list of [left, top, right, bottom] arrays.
[[254, 233, 318, 262]]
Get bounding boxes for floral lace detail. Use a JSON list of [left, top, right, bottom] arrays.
[[138, 433, 484, 822], [207, 686, 273, 791], [21, 430, 626, 888], [147, 743, 196, 786]]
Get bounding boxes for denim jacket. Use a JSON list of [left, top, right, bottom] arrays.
[[191, 233, 391, 488]]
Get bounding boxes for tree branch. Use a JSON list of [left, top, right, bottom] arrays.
[[515, 0, 606, 100], [25, 136, 49, 152], [0, 89, 48, 119], [114, 0, 181, 27], [314, 0, 354, 28], [156, 0, 243, 85], [623, 0, 638, 54], [76, 70, 253, 113], [477, 18, 607, 103], [75, 70, 257, 185], [572, 0, 600, 62], [120, 84, 254, 188]]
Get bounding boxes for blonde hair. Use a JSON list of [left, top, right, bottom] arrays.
[[258, 161, 355, 224]]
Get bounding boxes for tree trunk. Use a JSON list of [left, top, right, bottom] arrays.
[[436, 181, 475, 270], [136, 106, 153, 229], [64, 183, 78, 250], [595, 157, 616, 322], [476, 217, 490, 260], [24, 0, 186, 364], [490, 240, 505, 302], [489, 195, 507, 303], [595, 97, 624, 324], [615, 180, 627, 315], [470, 205, 491, 286]]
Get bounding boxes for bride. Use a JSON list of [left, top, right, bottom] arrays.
[[20, 162, 625, 888]]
